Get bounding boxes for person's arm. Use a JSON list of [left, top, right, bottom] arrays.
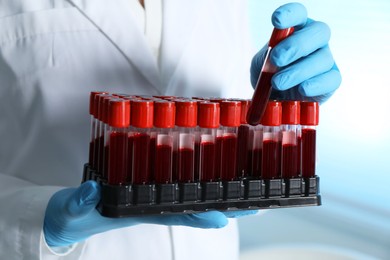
[[0, 174, 79, 259]]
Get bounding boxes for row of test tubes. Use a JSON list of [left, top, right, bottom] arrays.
[[88, 92, 319, 186]]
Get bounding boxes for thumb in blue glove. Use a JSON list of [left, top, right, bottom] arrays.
[[250, 3, 342, 103], [44, 181, 257, 247]]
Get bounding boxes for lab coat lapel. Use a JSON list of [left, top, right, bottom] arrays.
[[67, 0, 160, 90], [160, 0, 206, 93]]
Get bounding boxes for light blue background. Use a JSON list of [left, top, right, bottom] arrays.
[[239, 1, 390, 259]]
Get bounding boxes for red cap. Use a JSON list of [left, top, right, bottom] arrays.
[[208, 97, 225, 103], [112, 93, 139, 99], [175, 100, 197, 127], [261, 101, 282, 126], [131, 100, 154, 128], [136, 95, 154, 99], [153, 95, 176, 100], [96, 94, 112, 121], [240, 100, 251, 124], [269, 27, 295, 48], [108, 99, 130, 128], [154, 101, 175, 128], [89, 92, 108, 116], [220, 101, 241, 127], [282, 101, 300, 125], [198, 102, 220, 128], [192, 97, 207, 101], [300, 102, 319, 125]]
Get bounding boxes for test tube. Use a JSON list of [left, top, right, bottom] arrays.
[[175, 100, 198, 183], [94, 93, 112, 173], [208, 99, 224, 178], [121, 97, 140, 184], [281, 101, 300, 179], [154, 101, 176, 184], [107, 99, 130, 185], [247, 28, 294, 126], [251, 124, 263, 178], [102, 95, 115, 179], [130, 100, 154, 184], [88, 91, 107, 168], [300, 102, 319, 178], [261, 101, 282, 180], [236, 100, 254, 177], [198, 102, 220, 182], [219, 101, 241, 181]]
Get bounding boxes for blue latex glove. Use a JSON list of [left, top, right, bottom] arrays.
[[44, 181, 257, 247], [250, 3, 342, 103]]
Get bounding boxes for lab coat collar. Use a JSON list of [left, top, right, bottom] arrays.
[[67, 0, 161, 91]]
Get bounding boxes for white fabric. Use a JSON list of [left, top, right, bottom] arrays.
[[0, 0, 254, 259], [129, 0, 162, 60]]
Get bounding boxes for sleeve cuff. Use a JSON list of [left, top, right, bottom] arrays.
[[40, 230, 84, 257]]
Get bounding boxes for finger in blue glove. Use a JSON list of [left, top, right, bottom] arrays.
[[44, 181, 256, 247], [250, 2, 341, 103]]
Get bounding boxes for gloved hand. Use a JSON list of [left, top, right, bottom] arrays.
[[44, 181, 257, 247], [250, 3, 342, 103]]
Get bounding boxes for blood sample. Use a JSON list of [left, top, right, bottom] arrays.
[[236, 100, 254, 177], [194, 126, 201, 181], [261, 101, 282, 180], [214, 132, 223, 179], [175, 100, 197, 182], [207, 98, 224, 178], [251, 124, 263, 178], [198, 102, 220, 182], [247, 27, 294, 126], [281, 101, 300, 179], [154, 101, 175, 184], [219, 101, 241, 181], [130, 100, 154, 184], [107, 99, 130, 185], [102, 96, 115, 179], [300, 102, 319, 178], [88, 92, 107, 168], [94, 93, 111, 173]]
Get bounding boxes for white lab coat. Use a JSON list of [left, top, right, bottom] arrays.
[[0, 0, 254, 259]]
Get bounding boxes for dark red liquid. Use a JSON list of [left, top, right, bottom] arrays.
[[126, 135, 134, 183], [93, 137, 99, 170], [301, 128, 316, 178], [172, 150, 178, 182], [282, 144, 298, 179], [155, 144, 173, 184], [247, 149, 254, 176], [178, 148, 195, 182], [103, 145, 109, 179], [132, 133, 151, 184], [92, 125, 101, 170], [88, 141, 94, 166], [194, 141, 200, 180], [107, 132, 128, 185], [200, 142, 216, 182], [261, 140, 281, 180], [252, 148, 262, 177], [214, 136, 223, 179], [221, 135, 238, 181], [297, 135, 302, 175], [97, 135, 105, 174], [247, 71, 274, 125], [149, 136, 156, 181], [237, 125, 249, 176]]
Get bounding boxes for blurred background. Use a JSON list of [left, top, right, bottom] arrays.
[[238, 0, 390, 259]]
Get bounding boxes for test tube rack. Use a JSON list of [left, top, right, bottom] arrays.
[[83, 164, 320, 217]]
